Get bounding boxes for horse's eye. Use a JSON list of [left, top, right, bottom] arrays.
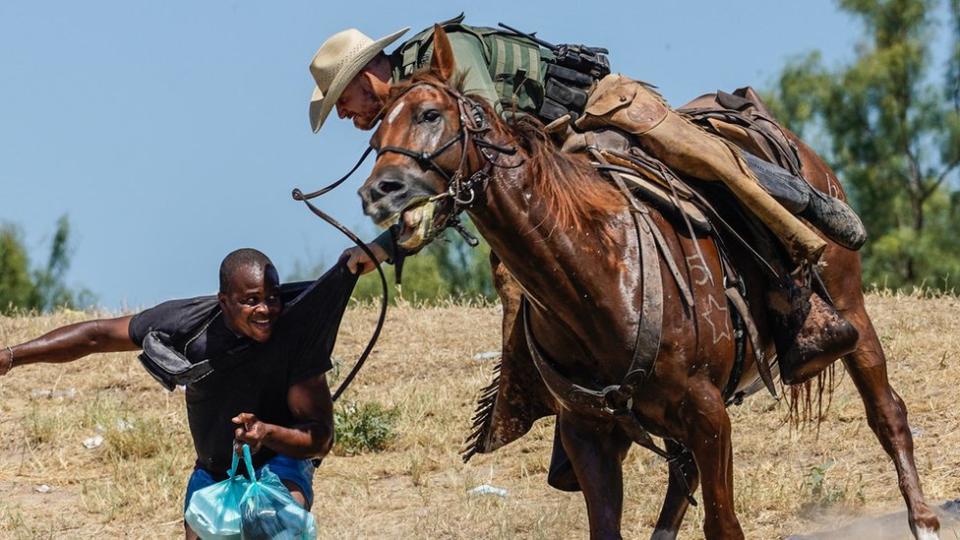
[[420, 109, 442, 123]]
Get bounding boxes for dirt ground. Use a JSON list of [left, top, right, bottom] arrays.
[[0, 291, 958, 539]]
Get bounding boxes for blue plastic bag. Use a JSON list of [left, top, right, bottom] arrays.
[[184, 446, 253, 540], [239, 449, 317, 540]]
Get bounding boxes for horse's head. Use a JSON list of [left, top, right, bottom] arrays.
[[358, 26, 489, 252]]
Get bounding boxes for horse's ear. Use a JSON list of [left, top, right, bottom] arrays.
[[430, 25, 456, 82]]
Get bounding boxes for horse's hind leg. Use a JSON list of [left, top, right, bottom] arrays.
[[681, 379, 744, 540], [558, 413, 632, 539], [651, 440, 699, 540], [843, 304, 940, 539]]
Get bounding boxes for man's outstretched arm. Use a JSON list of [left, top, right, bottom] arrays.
[[0, 316, 139, 375]]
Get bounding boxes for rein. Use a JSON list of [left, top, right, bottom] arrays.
[[291, 171, 388, 403]]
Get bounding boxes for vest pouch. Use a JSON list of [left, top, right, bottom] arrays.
[[482, 31, 546, 114], [139, 331, 214, 390], [545, 63, 594, 88], [540, 97, 572, 122], [544, 78, 588, 110]]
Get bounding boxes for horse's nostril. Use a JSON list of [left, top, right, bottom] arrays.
[[377, 179, 405, 194]]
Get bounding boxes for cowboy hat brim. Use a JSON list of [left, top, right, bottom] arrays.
[[309, 27, 409, 133]]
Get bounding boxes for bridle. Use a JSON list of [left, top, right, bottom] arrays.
[[374, 81, 520, 241]]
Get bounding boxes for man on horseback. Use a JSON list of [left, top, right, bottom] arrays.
[[314, 14, 860, 390], [314, 21, 941, 539]]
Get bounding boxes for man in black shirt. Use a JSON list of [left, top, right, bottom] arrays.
[[0, 248, 360, 539]]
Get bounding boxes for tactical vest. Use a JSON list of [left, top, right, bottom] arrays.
[[391, 14, 552, 116]]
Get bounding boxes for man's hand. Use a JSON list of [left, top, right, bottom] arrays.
[[341, 242, 389, 275], [233, 412, 272, 453]]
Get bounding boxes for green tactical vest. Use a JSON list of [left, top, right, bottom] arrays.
[[390, 14, 553, 116]]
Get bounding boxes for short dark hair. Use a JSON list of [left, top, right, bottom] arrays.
[[219, 248, 273, 293]]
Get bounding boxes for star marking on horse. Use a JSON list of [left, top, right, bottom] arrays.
[[701, 293, 731, 344]]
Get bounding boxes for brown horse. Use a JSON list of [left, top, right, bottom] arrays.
[[357, 27, 940, 540]]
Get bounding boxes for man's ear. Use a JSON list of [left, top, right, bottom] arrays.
[[217, 292, 228, 309], [429, 24, 455, 81], [360, 69, 380, 89]]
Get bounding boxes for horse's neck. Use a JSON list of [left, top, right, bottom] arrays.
[[467, 158, 630, 316]]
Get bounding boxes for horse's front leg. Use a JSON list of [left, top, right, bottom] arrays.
[[841, 303, 940, 540], [651, 440, 699, 540], [558, 412, 632, 540], [681, 378, 744, 540]]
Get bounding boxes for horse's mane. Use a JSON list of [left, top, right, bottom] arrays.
[[386, 73, 626, 238], [502, 115, 625, 238]]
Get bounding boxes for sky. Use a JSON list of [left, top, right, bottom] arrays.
[[0, 0, 936, 310]]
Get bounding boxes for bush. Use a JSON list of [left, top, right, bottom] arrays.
[[333, 401, 399, 456]]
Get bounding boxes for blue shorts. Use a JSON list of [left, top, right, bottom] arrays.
[[184, 453, 315, 513]]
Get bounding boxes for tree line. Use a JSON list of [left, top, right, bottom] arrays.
[[0, 216, 92, 314], [765, 0, 960, 290]]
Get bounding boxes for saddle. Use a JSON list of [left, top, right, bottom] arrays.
[[561, 93, 867, 252], [679, 88, 867, 251]]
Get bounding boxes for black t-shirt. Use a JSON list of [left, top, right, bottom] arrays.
[[128, 262, 357, 475]]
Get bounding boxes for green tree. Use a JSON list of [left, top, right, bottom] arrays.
[[0, 225, 36, 311], [766, 0, 960, 288], [0, 216, 91, 313]]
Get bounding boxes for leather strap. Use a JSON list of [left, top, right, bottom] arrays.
[[724, 286, 777, 398], [585, 148, 665, 386], [521, 298, 608, 415], [519, 188, 665, 412], [626, 211, 664, 384], [521, 297, 670, 461]]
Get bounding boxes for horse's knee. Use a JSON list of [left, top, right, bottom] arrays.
[[558, 416, 628, 457]]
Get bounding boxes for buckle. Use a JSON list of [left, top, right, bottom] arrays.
[[601, 384, 634, 416]]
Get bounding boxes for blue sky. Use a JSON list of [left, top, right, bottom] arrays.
[[0, 1, 941, 309]]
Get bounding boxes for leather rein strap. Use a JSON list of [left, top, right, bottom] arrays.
[[292, 168, 388, 403]]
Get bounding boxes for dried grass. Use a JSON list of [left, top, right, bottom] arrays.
[[0, 292, 957, 538]]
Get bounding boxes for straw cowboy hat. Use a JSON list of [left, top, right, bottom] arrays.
[[308, 27, 409, 132]]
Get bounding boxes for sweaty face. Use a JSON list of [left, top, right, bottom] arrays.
[[219, 264, 282, 343], [336, 73, 384, 130]]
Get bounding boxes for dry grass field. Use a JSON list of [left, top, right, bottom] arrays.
[[0, 292, 958, 539]]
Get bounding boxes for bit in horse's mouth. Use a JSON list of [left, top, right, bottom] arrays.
[[379, 199, 439, 250]]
